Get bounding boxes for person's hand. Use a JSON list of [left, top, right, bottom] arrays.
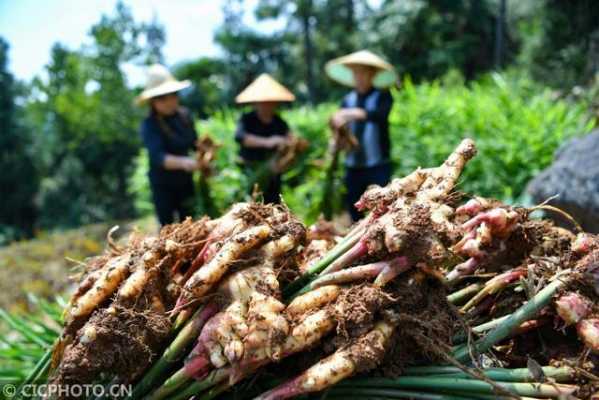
[[285, 133, 296, 144], [330, 110, 348, 131], [267, 136, 287, 149], [181, 157, 199, 172], [331, 108, 367, 130]]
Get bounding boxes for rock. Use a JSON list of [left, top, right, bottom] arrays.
[[526, 130, 599, 233]]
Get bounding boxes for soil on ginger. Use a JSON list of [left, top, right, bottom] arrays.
[[262, 272, 458, 385], [326, 272, 458, 376], [51, 306, 171, 390], [497, 218, 574, 270], [470, 230, 599, 396], [329, 283, 395, 346], [378, 271, 459, 376], [50, 249, 180, 393]]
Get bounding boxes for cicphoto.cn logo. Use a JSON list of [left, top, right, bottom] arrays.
[[1, 383, 132, 399]]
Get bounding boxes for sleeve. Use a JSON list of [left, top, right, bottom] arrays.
[[234, 115, 247, 144], [182, 108, 198, 147], [340, 94, 348, 108], [365, 90, 393, 124], [140, 119, 166, 169]]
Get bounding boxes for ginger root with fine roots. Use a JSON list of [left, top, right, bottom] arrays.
[[49, 138, 599, 400], [50, 218, 213, 394], [255, 320, 396, 400]]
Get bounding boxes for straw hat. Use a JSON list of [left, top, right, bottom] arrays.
[[325, 50, 397, 89], [235, 73, 296, 104], [135, 64, 191, 105]]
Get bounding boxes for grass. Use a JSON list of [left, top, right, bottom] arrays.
[[0, 295, 63, 393]]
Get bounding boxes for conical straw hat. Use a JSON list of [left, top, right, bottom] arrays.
[[235, 74, 296, 104], [325, 50, 397, 89], [136, 64, 191, 105]]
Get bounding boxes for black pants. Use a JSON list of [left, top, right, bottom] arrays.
[[263, 174, 282, 204], [150, 180, 195, 226], [243, 162, 282, 204], [345, 164, 392, 221]]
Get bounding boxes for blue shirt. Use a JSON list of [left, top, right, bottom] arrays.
[[341, 88, 393, 168], [140, 110, 197, 185]]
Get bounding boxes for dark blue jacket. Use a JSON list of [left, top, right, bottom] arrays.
[[140, 109, 197, 186]]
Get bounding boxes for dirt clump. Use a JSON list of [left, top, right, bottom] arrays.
[[52, 306, 170, 390], [329, 284, 395, 345], [381, 272, 458, 376]]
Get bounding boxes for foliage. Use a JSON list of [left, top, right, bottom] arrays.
[[22, 2, 165, 231], [389, 71, 594, 202], [3, 0, 599, 242], [364, 0, 508, 81], [519, 0, 599, 89], [131, 73, 594, 224], [214, 0, 365, 104], [214, 1, 298, 103], [0, 38, 38, 244], [212, 0, 518, 106], [174, 57, 228, 119], [194, 0, 599, 109]]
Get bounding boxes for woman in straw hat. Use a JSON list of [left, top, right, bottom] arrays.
[[326, 50, 397, 221], [137, 64, 199, 226], [234, 73, 296, 204]]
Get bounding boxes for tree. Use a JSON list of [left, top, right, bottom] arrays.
[[251, 0, 371, 102], [25, 2, 166, 228], [174, 57, 227, 118], [214, 0, 296, 103], [143, 15, 166, 65], [0, 37, 38, 242], [297, 0, 316, 103], [364, 0, 507, 81], [525, 0, 599, 88]]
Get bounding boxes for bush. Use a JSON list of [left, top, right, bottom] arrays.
[[391, 72, 594, 202], [130, 73, 594, 224]]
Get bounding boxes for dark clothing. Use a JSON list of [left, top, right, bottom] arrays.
[[262, 174, 282, 204], [151, 180, 195, 225], [345, 163, 392, 221], [341, 88, 393, 220], [140, 109, 197, 225], [235, 111, 289, 203], [341, 88, 393, 168], [141, 110, 197, 186], [235, 111, 289, 162]]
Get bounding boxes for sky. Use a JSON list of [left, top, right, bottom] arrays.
[[0, 0, 284, 85]]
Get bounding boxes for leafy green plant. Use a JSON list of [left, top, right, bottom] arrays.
[[390, 72, 593, 202]]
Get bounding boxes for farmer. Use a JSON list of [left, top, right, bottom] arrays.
[[235, 73, 296, 204], [326, 50, 397, 221], [137, 64, 199, 226]]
